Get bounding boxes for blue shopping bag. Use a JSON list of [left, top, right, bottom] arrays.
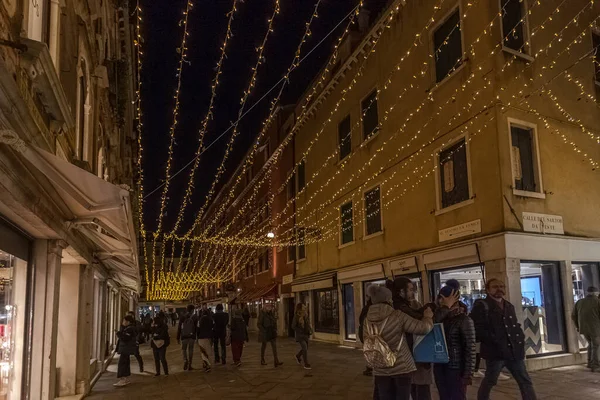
[[412, 323, 449, 363]]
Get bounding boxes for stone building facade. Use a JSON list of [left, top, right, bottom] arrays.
[[0, 0, 139, 398]]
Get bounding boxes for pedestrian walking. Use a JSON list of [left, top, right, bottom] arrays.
[[391, 277, 442, 400], [197, 309, 214, 372], [151, 315, 170, 376], [433, 286, 476, 400], [126, 311, 144, 373], [363, 284, 433, 400], [572, 286, 600, 371], [171, 312, 178, 327], [230, 309, 249, 366], [258, 303, 283, 367], [292, 303, 312, 370], [471, 278, 537, 400], [213, 304, 229, 364], [114, 315, 137, 387], [143, 313, 152, 341], [242, 305, 251, 327], [177, 304, 198, 371]]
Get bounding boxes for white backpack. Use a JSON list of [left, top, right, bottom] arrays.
[[363, 317, 404, 368]]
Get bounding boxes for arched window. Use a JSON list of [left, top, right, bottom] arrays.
[[77, 60, 88, 160]]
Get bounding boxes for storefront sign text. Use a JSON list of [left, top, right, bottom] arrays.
[[522, 212, 564, 235], [282, 274, 293, 285], [438, 219, 481, 242]]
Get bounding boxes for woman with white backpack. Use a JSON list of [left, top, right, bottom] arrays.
[[363, 284, 434, 400]]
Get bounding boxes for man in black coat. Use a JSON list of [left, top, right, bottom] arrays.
[[127, 311, 144, 373], [213, 304, 230, 364], [470, 278, 537, 400]]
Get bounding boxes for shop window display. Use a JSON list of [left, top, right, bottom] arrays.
[[313, 288, 339, 334], [0, 249, 27, 400], [343, 283, 356, 340], [431, 266, 485, 312], [520, 261, 566, 356]]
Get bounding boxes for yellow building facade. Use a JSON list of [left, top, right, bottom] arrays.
[[289, 0, 600, 370]]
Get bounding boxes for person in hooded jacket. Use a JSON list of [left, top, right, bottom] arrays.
[[230, 309, 249, 366], [434, 286, 476, 400], [365, 284, 433, 400], [151, 314, 170, 376], [114, 315, 137, 387]]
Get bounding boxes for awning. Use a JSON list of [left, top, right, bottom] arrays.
[[291, 270, 336, 292], [3, 134, 139, 291], [237, 283, 278, 303]]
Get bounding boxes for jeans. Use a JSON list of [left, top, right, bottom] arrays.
[[117, 353, 130, 378], [585, 335, 600, 368], [261, 339, 279, 363], [477, 359, 537, 400], [411, 384, 432, 400], [153, 346, 168, 375], [434, 365, 466, 400], [133, 347, 143, 371], [181, 338, 195, 365], [373, 374, 412, 400], [231, 340, 244, 363], [296, 339, 309, 364], [214, 335, 226, 362]]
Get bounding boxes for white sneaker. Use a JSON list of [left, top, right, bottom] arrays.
[[498, 372, 511, 381], [473, 370, 485, 378], [113, 378, 130, 387]]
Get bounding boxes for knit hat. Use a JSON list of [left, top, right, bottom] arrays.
[[367, 284, 393, 305], [445, 279, 461, 291]]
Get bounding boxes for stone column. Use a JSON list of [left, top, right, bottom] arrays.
[[48, 0, 61, 68], [561, 261, 579, 354], [55, 264, 82, 397], [28, 239, 67, 400], [76, 265, 93, 395]]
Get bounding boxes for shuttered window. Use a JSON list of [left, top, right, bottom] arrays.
[[298, 160, 306, 191], [339, 115, 352, 160], [364, 187, 382, 236], [511, 125, 537, 192], [297, 228, 306, 260], [433, 9, 463, 83], [362, 90, 379, 140], [439, 139, 470, 208], [501, 0, 526, 52], [340, 202, 354, 245]]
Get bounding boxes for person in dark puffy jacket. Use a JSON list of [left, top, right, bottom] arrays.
[[434, 286, 476, 400], [114, 315, 137, 387], [230, 309, 249, 366], [151, 314, 170, 376], [292, 303, 313, 370], [258, 303, 283, 367]]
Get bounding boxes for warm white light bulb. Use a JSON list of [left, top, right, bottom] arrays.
[[267, 232, 275, 238]]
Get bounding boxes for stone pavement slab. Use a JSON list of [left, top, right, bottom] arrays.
[[86, 328, 600, 399]]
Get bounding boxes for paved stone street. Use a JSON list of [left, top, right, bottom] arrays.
[[88, 328, 600, 399]]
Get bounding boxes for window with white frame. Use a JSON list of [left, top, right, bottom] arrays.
[[510, 122, 541, 193], [287, 242, 296, 263], [501, 0, 528, 53], [364, 186, 382, 236], [438, 138, 470, 209], [433, 8, 463, 83], [339, 115, 352, 159], [298, 160, 306, 192], [297, 227, 306, 260], [362, 90, 379, 140], [340, 201, 354, 245]]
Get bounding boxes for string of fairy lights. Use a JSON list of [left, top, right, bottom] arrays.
[[140, 0, 600, 299]]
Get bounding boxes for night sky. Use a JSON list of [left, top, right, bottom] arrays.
[[140, 0, 385, 234]]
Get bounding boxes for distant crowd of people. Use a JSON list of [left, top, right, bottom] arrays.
[[111, 277, 600, 398], [112, 301, 313, 387]]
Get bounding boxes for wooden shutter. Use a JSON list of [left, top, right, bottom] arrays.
[[362, 91, 379, 139], [511, 126, 536, 191], [434, 10, 462, 82], [502, 0, 525, 51], [338, 115, 352, 159]]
